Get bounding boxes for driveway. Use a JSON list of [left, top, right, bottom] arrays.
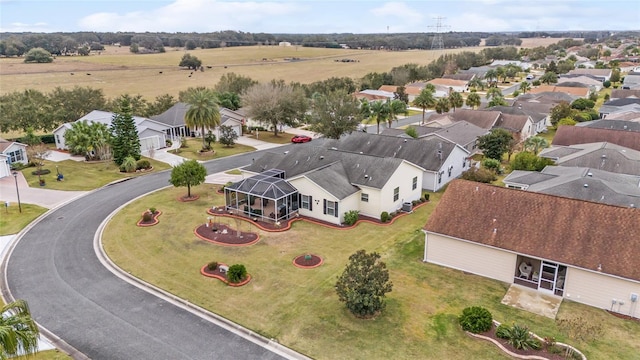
[[2, 147, 306, 360]]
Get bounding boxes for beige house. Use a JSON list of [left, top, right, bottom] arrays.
[[0, 138, 28, 178], [423, 180, 640, 319]]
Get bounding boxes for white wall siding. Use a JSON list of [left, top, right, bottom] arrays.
[[379, 161, 423, 213], [357, 185, 382, 218], [424, 233, 517, 284], [564, 267, 640, 319], [432, 145, 470, 191], [289, 177, 341, 225]]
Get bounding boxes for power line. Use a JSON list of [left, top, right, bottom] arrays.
[[428, 16, 449, 52]]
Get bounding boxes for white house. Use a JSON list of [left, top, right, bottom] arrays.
[[0, 138, 28, 178], [423, 180, 640, 319], [54, 110, 171, 154], [152, 103, 244, 139]]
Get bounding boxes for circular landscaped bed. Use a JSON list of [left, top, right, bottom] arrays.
[[194, 223, 259, 246], [293, 254, 323, 269], [136, 210, 162, 227], [200, 262, 251, 287]]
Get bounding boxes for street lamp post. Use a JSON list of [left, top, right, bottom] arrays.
[[12, 171, 22, 213]]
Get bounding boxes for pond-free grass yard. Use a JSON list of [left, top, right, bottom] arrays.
[[0, 203, 48, 235], [103, 186, 640, 360], [168, 138, 255, 161], [21, 157, 171, 191]]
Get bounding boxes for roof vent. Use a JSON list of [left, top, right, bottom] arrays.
[[320, 156, 324, 160], [284, 151, 289, 154], [601, 154, 607, 159], [404, 139, 407, 142], [331, 147, 337, 150], [630, 204, 635, 208], [364, 174, 368, 178], [583, 183, 589, 188], [359, 151, 363, 154], [295, 160, 298, 165], [587, 172, 593, 177]]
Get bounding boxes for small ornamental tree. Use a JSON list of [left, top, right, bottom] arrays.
[[179, 53, 202, 70], [110, 96, 141, 166], [227, 264, 247, 284], [169, 159, 206, 198], [218, 125, 239, 147], [335, 250, 393, 318]]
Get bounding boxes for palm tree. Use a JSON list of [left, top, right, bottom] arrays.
[[484, 69, 498, 87], [0, 299, 39, 359], [370, 101, 389, 134], [448, 90, 464, 112], [467, 77, 484, 91], [519, 81, 531, 94], [495, 67, 506, 84], [387, 99, 408, 127], [412, 86, 436, 124], [184, 88, 221, 150], [434, 97, 450, 114], [466, 92, 482, 109], [523, 136, 548, 154]]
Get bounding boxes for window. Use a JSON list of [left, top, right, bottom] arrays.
[[448, 165, 453, 177], [361, 193, 369, 202], [8, 150, 23, 163], [412, 176, 417, 190], [301, 195, 312, 210], [324, 199, 338, 217], [438, 171, 443, 184], [393, 187, 399, 202]]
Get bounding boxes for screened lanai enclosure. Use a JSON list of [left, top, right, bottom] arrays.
[[224, 169, 299, 222]]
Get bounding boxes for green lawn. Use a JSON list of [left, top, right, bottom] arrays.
[[243, 131, 297, 144], [15, 350, 71, 360], [168, 138, 255, 160], [103, 186, 640, 360], [20, 157, 171, 191], [0, 203, 48, 235]]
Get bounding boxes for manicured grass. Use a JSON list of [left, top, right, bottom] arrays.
[[537, 127, 557, 144], [14, 350, 72, 360], [21, 157, 171, 191], [0, 203, 48, 235], [224, 169, 242, 175], [167, 138, 255, 160], [243, 131, 297, 144], [102, 186, 640, 360]]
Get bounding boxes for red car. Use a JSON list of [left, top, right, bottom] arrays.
[[291, 135, 312, 143]]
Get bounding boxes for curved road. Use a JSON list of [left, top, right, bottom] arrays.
[[2, 148, 297, 360]]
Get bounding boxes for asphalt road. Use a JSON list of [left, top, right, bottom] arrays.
[[3, 149, 296, 360]]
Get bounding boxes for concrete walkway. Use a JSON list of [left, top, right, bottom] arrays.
[[501, 284, 562, 319], [0, 172, 87, 209]]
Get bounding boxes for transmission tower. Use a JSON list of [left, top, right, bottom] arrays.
[[428, 17, 449, 52]]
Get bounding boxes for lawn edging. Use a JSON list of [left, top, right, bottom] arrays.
[[136, 210, 162, 227]]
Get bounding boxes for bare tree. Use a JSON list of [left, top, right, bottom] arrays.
[[242, 81, 308, 136]]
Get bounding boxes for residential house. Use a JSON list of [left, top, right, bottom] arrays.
[[540, 141, 640, 175], [0, 138, 28, 178], [422, 180, 640, 319], [426, 109, 535, 140], [151, 102, 244, 139], [382, 121, 488, 155], [490, 60, 532, 70], [490, 105, 545, 137], [503, 166, 640, 208], [321, 132, 470, 191], [576, 119, 640, 132], [568, 68, 612, 82], [603, 110, 640, 122], [232, 146, 424, 224], [529, 85, 590, 98], [557, 74, 603, 92], [354, 89, 395, 102], [54, 110, 171, 154], [402, 83, 438, 102], [442, 73, 476, 82], [610, 89, 640, 100], [622, 72, 640, 90], [426, 78, 469, 94], [599, 98, 640, 118]]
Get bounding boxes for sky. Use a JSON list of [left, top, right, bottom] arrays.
[[1, 0, 639, 34]]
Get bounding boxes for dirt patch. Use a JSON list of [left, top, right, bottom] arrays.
[[177, 194, 200, 202]]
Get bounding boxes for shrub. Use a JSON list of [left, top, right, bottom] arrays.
[[166, 139, 173, 147], [343, 210, 359, 226], [603, 80, 611, 88], [496, 324, 511, 339], [142, 212, 153, 222], [31, 169, 51, 176], [459, 306, 492, 333], [423, 193, 430, 201], [149, 207, 157, 214], [380, 211, 390, 223], [482, 158, 501, 173], [221, 181, 233, 191], [506, 324, 541, 351], [227, 264, 247, 283], [120, 156, 137, 172], [136, 159, 151, 170], [207, 261, 218, 271], [461, 167, 497, 183]]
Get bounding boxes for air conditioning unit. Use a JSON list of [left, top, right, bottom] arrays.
[[402, 202, 413, 212]]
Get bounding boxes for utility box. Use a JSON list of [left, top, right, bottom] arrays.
[[402, 202, 413, 212]]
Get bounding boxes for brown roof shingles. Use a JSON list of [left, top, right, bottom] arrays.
[[423, 180, 640, 282], [553, 126, 640, 152]]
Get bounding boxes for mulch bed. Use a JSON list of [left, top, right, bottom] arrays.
[[194, 223, 260, 246], [472, 324, 576, 360], [177, 194, 200, 202], [606, 310, 640, 323], [136, 211, 162, 227], [200, 263, 251, 287], [293, 254, 323, 269]]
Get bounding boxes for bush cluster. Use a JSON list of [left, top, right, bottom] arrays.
[[380, 211, 390, 223], [227, 264, 247, 284], [207, 261, 218, 271], [343, 210, 359, 226], [459, 306, 492, 333], [120, 156, 137, 172], [136, 159, 151, 170], [142, 212, 153, 222]]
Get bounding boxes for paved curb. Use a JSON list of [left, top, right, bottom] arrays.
[[95, 187, 312, 360]]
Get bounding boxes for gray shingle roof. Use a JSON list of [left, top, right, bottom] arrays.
[[541, 142, 640, 175], [577, 119, 640, 132], [150, 102, 189, 126]]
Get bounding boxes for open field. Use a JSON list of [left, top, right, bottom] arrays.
[[2, 45, 478, 100], [103, 186, 640, 360]]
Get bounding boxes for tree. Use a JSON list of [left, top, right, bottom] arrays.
[[523, 136, 548, 154], [48, 86, 107, 124], [179, 53, 202, 70], [215, 73, 258, 95], [242, 81, 308, 136], [0, 299, 39, 359], [465, 91, 482, 109], [610, 68, 621, 84], [413, 85, 436, 124], [0, 89, 54, 132], [185, 40, 197, 50], [519, 81, 531, 94], [146, 94, 176, 117], [405, 126, 418, 138], [387, 99, 408, 127], [477, 128, 513, 160], [460, 167, 497, 183], [484, 69, 498, 87], [435, 97, 450, 114], [448, 90, 463, 112], [218, 125, 239, 147], [549, 101, 574, 126], [110, 96, 141, 166], [394, 86, 409, 104], [217, 92, 241, 111], [309, 90, 363, 139], [369, 100, 389, 134], [184, 88, 221, 150], [169, 159, 206, 199], [24, 47, 53, 63], [540, 71, 558, 85], [571, 98, 595, 111], [335, 250, 393, 318], [27, 143, 51, 185]]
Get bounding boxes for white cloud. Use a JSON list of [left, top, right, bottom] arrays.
[[370, 2, 423, 25], [78, 0, 305, 32], [0, 21, 50, 32]]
